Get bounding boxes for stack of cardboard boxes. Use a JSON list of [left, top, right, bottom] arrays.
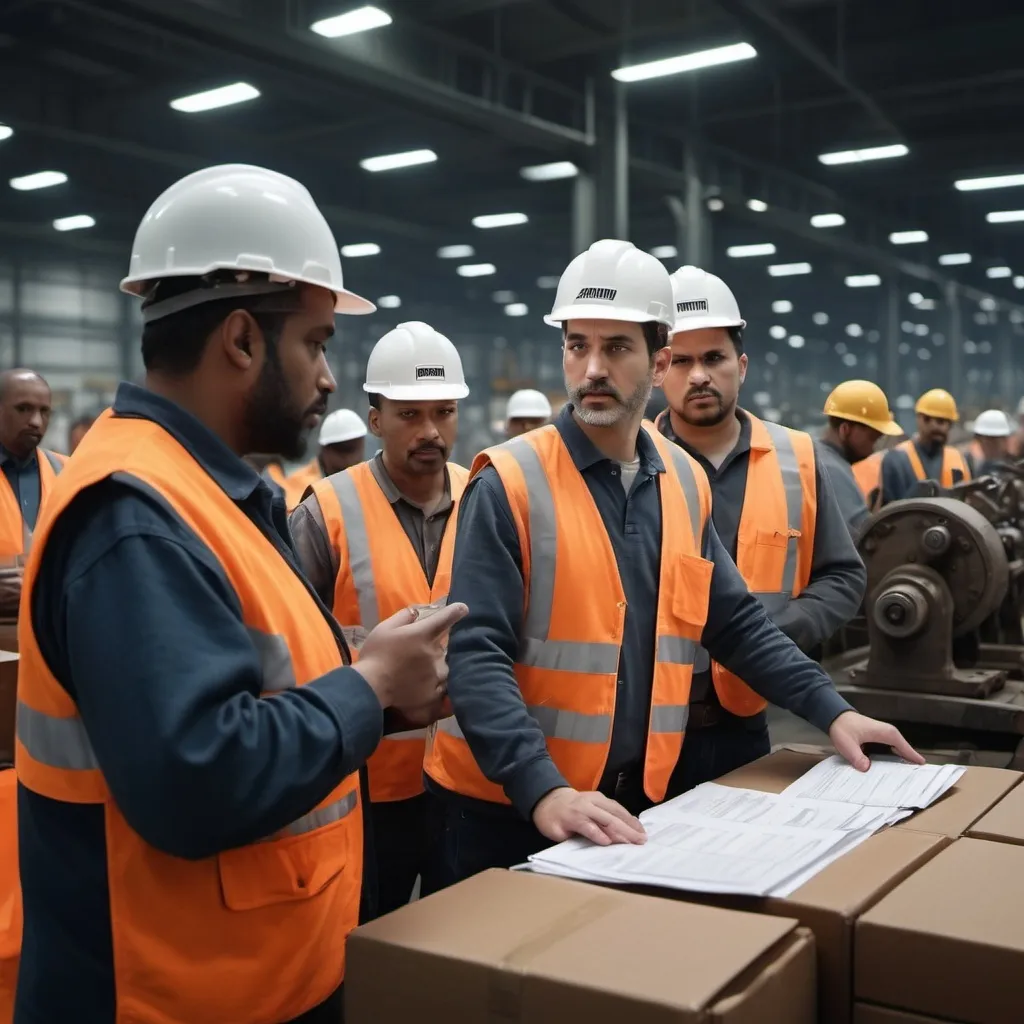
[[347, 749, 1024, 1024]]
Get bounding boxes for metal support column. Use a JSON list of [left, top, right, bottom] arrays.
[[999, 314, 1014, 407], [572, 171, 597, 255], [683, 143, 710, 269], [593, 81, 629, 239], [886, 280, 900, 400], [945, 282, 963, 402], [11, 261, 22, 367], [119, 294, 135, 382]]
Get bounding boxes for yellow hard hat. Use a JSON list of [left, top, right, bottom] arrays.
[[823, 380, 904, 436], [915, 388, 959, 422]]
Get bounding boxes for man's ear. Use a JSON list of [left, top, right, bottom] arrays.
[[737, 352, 749, 386], [651, 346, 673, 388], [221, 310, 259, 371], [368, 406, 382, 438]]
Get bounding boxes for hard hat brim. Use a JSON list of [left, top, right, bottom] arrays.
[[362, 383, 470, 401], [544, 303, 674, 328], [319, 426, 368, 445], [671, 315, 747, 334], [914, 403, 959, 422], [974, 427, 1011, 437], [827, 408, 904, 435]]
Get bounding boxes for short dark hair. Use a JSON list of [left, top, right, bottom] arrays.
[[140, 276, 289, 376], [828, 416, 854, 431], [726, 326, 744, 355], [367, 393, 381, 411]]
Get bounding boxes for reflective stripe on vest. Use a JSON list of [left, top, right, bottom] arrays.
[[14, 409, 363, 1022], [897, 439, 971, 488], [424, 422, 712, 804], [703, 415, 817, 717], [312, 460, 468, 803]]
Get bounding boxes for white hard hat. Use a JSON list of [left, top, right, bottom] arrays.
[[363, 321, 470, 401], [318, 409, 367, 446], [120, 164, 375, 321], [974, 409, 1012, 437], [506, 389, 552, 421], [544, 239, 674, 328], [669, 266, 746, 334]]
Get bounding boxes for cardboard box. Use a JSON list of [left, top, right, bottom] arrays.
[[966, 782, 1024, 846], [0, 651, 19, 765], [856, 838, 1024, 1023], [718, 748, 1022, 839], [855, 1007, 957, 1024], [346, 868, 817, 1024]]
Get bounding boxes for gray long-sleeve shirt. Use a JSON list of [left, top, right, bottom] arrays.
[[816, 439, 872, 538], [433, 405, 853, 820]]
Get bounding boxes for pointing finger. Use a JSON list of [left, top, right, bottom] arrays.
[[412, 602, 469, 637]]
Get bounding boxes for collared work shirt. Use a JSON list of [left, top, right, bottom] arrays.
[[816, 439, 871, 538], [437, 405, 852, 819], [880, 439, 975, 504], [0, 443, 42, 532], [289, 451, 454, 607]]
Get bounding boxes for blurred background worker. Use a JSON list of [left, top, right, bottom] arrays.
[[505, 388, 552, 437], [242, 452, 290, 504], [291, 321, 469, 916], [971, 409, 1013, 475], [66, 414, 96, 455], [14, 164, 465, 1024], [0, 369, 65, 616], [282, 408, 367, 510], [820, 380, 904, 532], [425, 240, 920, 887], [1010, 397, 1024, 458], [656, 267, 867, 787], [880, 389, 972, 504]]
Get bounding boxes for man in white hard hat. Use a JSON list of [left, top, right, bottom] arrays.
[[972, 408, 1012, 475], [655, 266, 867, 790], [14, 165, 466, 1024], [282, 408, 368, 509], [425, 240, 920, 887], [505, 388, 552, 437], [291, 321, 470, 916]]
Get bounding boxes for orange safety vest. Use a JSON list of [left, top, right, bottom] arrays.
[[896, 439, 971, 487], [0, 770, 20, 1024], [283, 458, 323, 511], [704, 415, 818, 718], [0, 449, 64, 558], [15, 410, 363, 1024], [424, 423, 713, 804], [310, 461, 468, 804], [852, 450, 884, 505]]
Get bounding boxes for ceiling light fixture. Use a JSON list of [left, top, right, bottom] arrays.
[[612, 42, 756, 83], [0, 124, 12, 142], [938, 252, 971, 265], [987, 210, 1024, 224], [727, 242, 776, 258], [771, 300, 793, 314], [986, 266, 1012, 278], [457, 263, 497, 277], [818, 143, 909, 166], [768, 262, 812, 277], [846, 274, 882, 287], [360, 149, 437, 172], [53, 214, 95, 232], [811, 213, 845, 228], [505, 303, 529, 317], [747, 198, 768, 212], [377, 295, 401, 308], [340, 242, 381, 257], [311, 6, 392, 38], [520, 161, 578, 182], [438, 244, 474, 259], [536, 275, 560, 288], [890, 230, 929, 244], [472, 212, 528, 229], [955, 173, 1024, 192], [788, 335, 806, 349], [170, 82, 260, 113], [650, 245, 678, 259], [9, 170, 67, 191], [813, 312, 829, 325]]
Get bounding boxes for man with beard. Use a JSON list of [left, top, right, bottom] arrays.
[[424, 241, 919, 886], [654, 265, 867, 791], [820, 380, 904, 533], [14, 165, 466, 1024], [0, 369, 65, 615], [291, 321, 469, 915], [880, 388, 972, 503]]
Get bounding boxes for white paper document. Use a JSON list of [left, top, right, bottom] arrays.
[[780, 755, 966, 810]]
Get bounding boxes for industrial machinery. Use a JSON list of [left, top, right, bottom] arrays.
[[827, 495, 1024, 768]]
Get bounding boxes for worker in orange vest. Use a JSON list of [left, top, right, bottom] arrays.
[[425, 240, 921, 886], [653, 266, 870, 792], [0, 370, 65, 615], [291, 322, 470, 915], [13, 164, 464, 1024], [282, 408, 367, 510], [880, 389, 972, 503], [820, 380, 904, 529]]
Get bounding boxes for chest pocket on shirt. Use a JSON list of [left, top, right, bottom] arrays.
[[218, 815, 352, 911], [748, 528, 800, 588], [670, 553, 714, 633]]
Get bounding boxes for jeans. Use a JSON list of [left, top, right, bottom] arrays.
[[369, 792, 440, 917], [667, 712, 771, 799]]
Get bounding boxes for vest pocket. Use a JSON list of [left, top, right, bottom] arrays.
[[670, 554, 713, 631], [748, 527, 799, 586], [218, 817, 349, 911]]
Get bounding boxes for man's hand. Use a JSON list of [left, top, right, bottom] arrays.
[[828, 710, 925, 771], [0, 570, 22, 617], [532, 787, 647, 846]]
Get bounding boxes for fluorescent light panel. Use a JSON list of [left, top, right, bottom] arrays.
[[890, 230, 928, 244], [536, 275, 560, 289], [788, 335, 806, 349], [767, 262, 812, 277], [340, 242, 381, 257], [955, 173, 1024, 192], [747, 198, 768, 212], [818, 143, 909, 166], [53, 214, 95, 232], [505, 303, 529, 317], [846, 274, 882, 287], [987, 210, 1024, 224], [377, 295, 401, 308], [811, 213, 845, 228], [438, 244, 474, 259], [612, 42, 756, 83], [472, 212, 528, 229], [986, 266, 1012, 279], [520, 161, 578, 182], [170, 82, 259, 113], [457, 263, 496, 277], [360, 149, 436, 172], [0, 124, 12, 142], [311, 6, 392, 38], [939, 252, 971, 265], [10, 170, 67, 191], [727, 242, 776, 258], [772, 300, 793, 314], [651, 245, 678, 259]]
